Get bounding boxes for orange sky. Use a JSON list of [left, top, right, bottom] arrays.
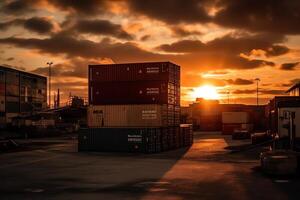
[[0, 0, 300, 106]]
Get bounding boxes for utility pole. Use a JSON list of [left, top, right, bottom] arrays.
[[47, 62, 53, 108], [227, 90, 230, 104], [57, 88, 60, 108], [255, 78, 260, 106]]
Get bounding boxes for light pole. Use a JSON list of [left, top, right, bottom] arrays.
[[47, 62, 53, 108], [255, 78, 260, 106], [227, 90, 230, 104]]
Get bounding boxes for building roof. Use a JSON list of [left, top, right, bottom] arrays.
[[0, 65, 46, 80], [286, 82, 300, 93]]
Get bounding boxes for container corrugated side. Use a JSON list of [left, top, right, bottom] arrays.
[[78, 127, 163, 153], [87, 104, 172, 127], [222, 112, 249, 124], [90, 81, 176, 105], [89, 62, 180, 83]]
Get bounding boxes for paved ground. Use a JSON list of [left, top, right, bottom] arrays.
[[1, 132, 300, 200]]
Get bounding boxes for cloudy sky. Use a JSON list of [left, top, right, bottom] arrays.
[[0, 0, 299, 106]]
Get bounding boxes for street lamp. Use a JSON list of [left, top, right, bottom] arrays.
[[255, 78, 260, 106], [227, 90, 230, 104], [47, 62, 53, 108]]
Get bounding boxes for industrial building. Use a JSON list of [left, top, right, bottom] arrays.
[[0, 65, 47, 127], [181, 98, 266, 133], [286, 82, 300, 96]]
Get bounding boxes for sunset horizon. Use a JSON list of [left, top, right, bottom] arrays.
[[1, 0, 299, 106]]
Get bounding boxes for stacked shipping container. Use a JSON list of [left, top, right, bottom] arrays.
[[79, 62, 192, 153]]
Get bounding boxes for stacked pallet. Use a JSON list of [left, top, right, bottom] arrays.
[[79, 62, 192, 153]]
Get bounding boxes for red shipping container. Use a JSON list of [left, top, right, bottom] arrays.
[[89, 62, 180, 83], [90, 81, 177, 105]]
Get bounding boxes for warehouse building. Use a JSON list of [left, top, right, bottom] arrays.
[[0, 66, 47, 127], [181, 98, 266, 132]]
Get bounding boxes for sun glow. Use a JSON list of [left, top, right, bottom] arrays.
[[191, 85, 220, 100]]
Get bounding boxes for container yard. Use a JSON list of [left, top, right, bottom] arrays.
[[1, 62, 300, 199], [2, 1, 300, 199], [79, 62, 191, 153]]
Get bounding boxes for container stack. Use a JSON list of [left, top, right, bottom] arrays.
[[79, 62, 192, 153]]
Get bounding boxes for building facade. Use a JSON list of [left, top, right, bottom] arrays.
[[287, 82, 300, 96], [0, 66, 47, 126]]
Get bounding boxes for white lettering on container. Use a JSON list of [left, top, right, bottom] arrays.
[[146, 67, 160, 73], [142, 110, 157, 119], [128, 134, 142, 142], [146, 88, 159, 94]]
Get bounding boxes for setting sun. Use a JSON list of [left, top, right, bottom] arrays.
[[192, 85, 220, 100]]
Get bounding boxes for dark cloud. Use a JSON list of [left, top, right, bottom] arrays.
[[0, 32, 166, 64], [231, 89, 256, 94], [171, 26, 202, 37], [140, 35, 151, 41], [260, 89, 286, 95], [215, 0, 300, 34], [265, 45, 290, 57], [127, 0, 211, 24], [6, 57, 14, 61], [155, 34, 277, 70], [205, 70, 229, 75], [156, 33, 286, 55], [0, 19, 24, 31], [1, 0, 35, 14], [226, 78, 254, 85], [74, 19, 133, 40], [32, 58, 112, 78], [157, 40, 204, 53], [49, 0, 107, 15], [0, 17, 54, 34], [127, 0, 300, 34], [0, 33, 277, 71], [280, 62, 299, 70], [277, 79, 300, 87], [23, 17, 54, 34]]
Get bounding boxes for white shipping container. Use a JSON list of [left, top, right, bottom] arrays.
[[222, 112, 249, 124], [278, 107, 300, 138], [87, 104, 169, 127]]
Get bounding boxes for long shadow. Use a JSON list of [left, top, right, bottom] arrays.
[[0, 137, 192, 200]]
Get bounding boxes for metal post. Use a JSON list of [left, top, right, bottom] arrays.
[[227, 90, 230, 104], [47, 62, 53, 108], [255, 78, 260, 106]]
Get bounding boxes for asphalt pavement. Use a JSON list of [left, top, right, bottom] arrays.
[[0, 132, 299, 200]]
